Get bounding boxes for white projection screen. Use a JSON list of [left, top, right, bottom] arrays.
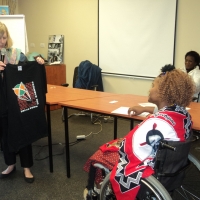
[[98, 0, 177, 78]]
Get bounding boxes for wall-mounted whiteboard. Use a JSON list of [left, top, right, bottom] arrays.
[[99, 0, 177, 78], [0, 15, 28, 53]]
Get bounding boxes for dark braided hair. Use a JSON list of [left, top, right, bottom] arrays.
[[161, 64, 175, 72], [159, 64, 175, 76]]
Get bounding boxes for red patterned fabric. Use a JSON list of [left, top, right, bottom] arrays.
[[110, 105, 192, 200], [83, 139, 120, 184]]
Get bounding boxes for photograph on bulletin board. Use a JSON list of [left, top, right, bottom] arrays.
[[47, 35, 64, 65], [0, 5, 9, 15]]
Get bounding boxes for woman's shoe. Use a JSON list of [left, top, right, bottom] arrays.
[[23, 171, 34, 183], [0, 166, 16, 179]]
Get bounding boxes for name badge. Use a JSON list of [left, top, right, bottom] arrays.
[[18, 66, 22, 71]]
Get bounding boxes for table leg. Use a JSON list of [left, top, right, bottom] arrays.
[[46, 104, 53, 173], [64, 107, 71, 178], [114, 116, 117, 139], [130, 119, 134, 130]]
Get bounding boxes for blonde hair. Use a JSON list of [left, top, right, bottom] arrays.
[[0, 22, 13, 48]]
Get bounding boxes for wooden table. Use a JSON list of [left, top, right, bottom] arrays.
[[46, 84, 120, 104], [45, 85, 120, 172], [58, 94, 148, 177], [58, 95, 200, 178], [188, 102, 200, 131], [46, 86, 200, 176]]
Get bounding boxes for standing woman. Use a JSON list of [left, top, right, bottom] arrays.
[[0, 22, 45, 183]]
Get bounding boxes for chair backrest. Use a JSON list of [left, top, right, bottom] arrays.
[[72, 66, 79, 88], [192, 92, 200, 102], [154, 138, 192, 192], [74, 60, 104, 91]]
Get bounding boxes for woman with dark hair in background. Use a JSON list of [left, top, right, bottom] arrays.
[[128, 50, 200, 116], [183, 51, 200, 101]]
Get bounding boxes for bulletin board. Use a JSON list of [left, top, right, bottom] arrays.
[[0, 15, 28, 54]]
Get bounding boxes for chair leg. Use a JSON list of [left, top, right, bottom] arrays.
[[91, 113, 93, 123]]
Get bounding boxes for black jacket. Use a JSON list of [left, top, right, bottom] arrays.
[[75, 60, 103, 91]]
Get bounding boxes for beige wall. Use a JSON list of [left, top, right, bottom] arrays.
[[17, 0, 98, 91], [16, 0, 200, 96]]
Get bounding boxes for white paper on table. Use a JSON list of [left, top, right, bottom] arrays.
[[139, 103, 157, 107], [186, 107, 190, 110], [138, 112, 150, 117], [109, 100, 118, 104], [111, 107, 150, 117]]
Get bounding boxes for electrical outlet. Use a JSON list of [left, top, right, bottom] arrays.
[[76, 135, 86, 140], [40, 43, 45, 48], [30, 43, 35, 47]]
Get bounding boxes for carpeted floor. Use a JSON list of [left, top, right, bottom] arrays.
[[0, 108, 200, 200]]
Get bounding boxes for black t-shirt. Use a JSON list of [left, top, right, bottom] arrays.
[[4, 61, 47, 152], [0, 68, 8, 116]]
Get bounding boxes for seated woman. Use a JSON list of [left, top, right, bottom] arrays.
[[128, 51, 200, 116], [83, 64, 195, 200], [183, 51, 200, 101]]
